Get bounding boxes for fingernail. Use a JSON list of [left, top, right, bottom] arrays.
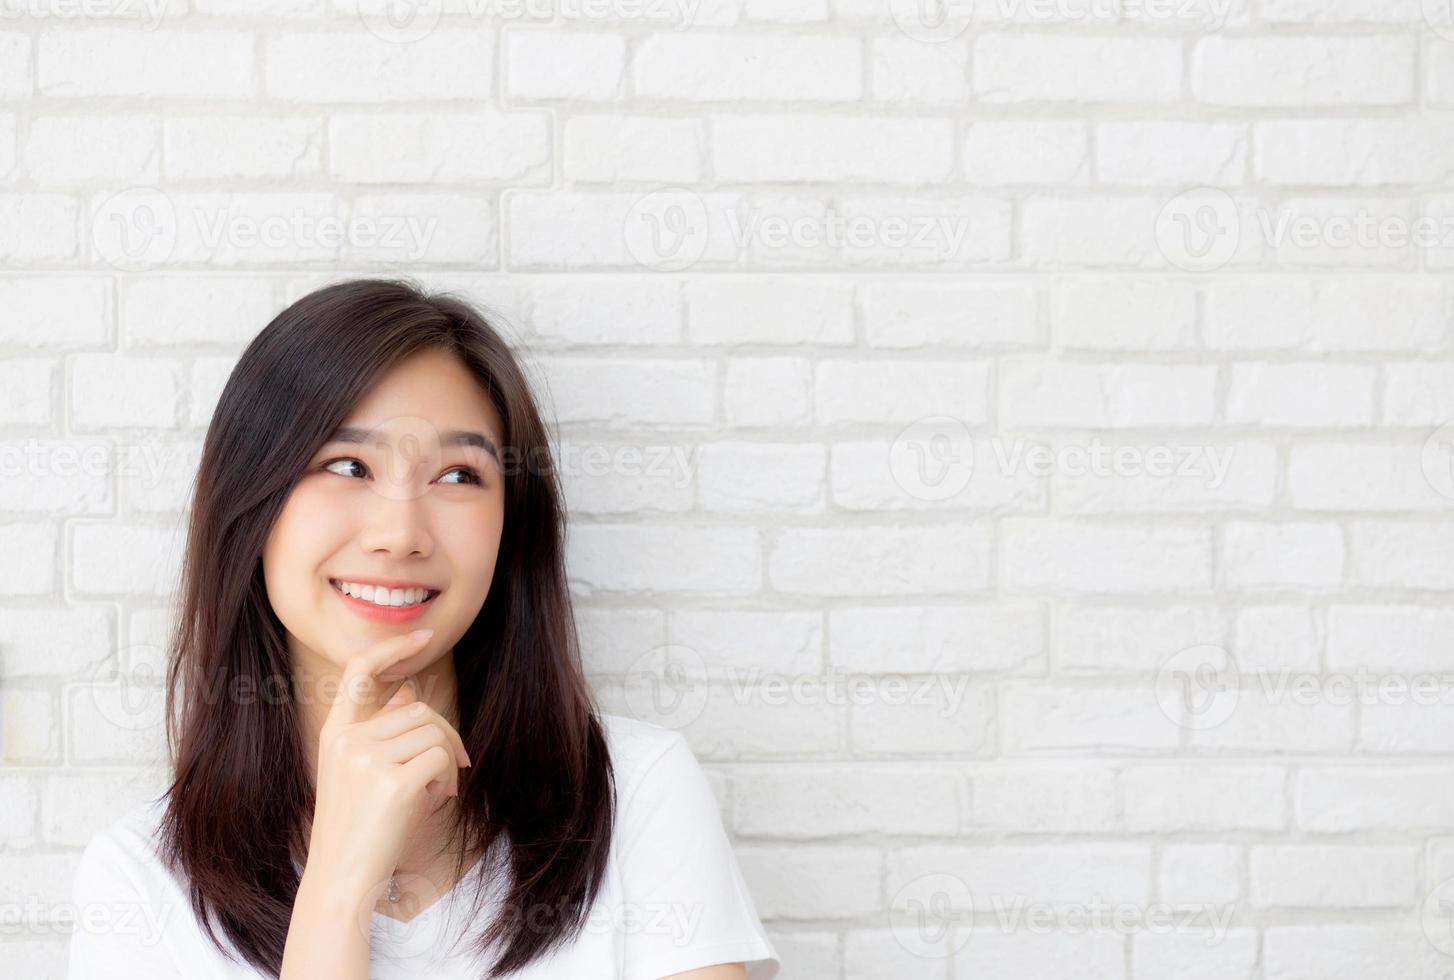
[[409, 628, 433, 642]]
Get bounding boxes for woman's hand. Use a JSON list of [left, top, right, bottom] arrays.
[[301, 628, 471, 907]]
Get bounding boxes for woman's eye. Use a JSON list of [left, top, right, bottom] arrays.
[[322, 457, 368, 478], [321, 457, 481, 487], [439, 466, 482, 486]]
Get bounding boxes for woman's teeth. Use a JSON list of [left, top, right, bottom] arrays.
[[331, 579, 437, 607]]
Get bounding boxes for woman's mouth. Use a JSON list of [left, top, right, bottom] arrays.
[[330, 578, 439, 607], [329, 578, 441, 623]]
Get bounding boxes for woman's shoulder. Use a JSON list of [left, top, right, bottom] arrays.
[[74, 794, 177, 895], [597, 713, 695, 784]]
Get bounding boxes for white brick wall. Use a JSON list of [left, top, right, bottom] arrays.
[[4, 5, 1454, 980]]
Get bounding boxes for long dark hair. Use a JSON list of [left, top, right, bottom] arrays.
[[158, 277, 614, 977]]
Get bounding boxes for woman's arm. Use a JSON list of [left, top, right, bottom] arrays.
[[279, 866, 374, 978]]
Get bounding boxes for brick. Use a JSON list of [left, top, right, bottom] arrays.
[[69, 356, 180, 430], [862, 281, 1040, 349], [831, 604, 1044, 674], [713, 116, 954, 183], [971, 763, 1117, 833], [566, 524, 759, 594], [1052, 279, 1196, 350], [563, 116, 702, 183], [70, 523, 181, 598], [266, 32, 490, 101], [0, 360, 53, 425], [696, 442, 826, 513], [523, 277, 681, 345], [122, 276, 274, 347], [330, 112, 550, 184], [1096, 122, 1247, 185], [635, 34, 860, 102], [1122, 766, 1287, 831], [0, 194, 79, 261], [724, 357, 811, 427], [975, 36, 1181, 103], [769, 524, 992, 596], [1000, 361, 1216, 428], [534, 356, 714, 425], [738, 847, 879, 919], [815, 359, 989, 424], [1289, 443, 1447, 511], [1256, 119, 1454, 186], [1003, 520, 1213, 594], [40, 30, 252, 99], [1227, 363, 1376, 427], [1193, 37, 1413, 107], [1264, 925, 1447, 980], [1221, 522, 1344, 590], [1296, 767, 1454, 831], [1205, 278, 1444, 351], [686, 279, 852, 345], [505, 31, 624, 100], [1057, 605, 1225, 673], [165, 115, 320, 179], [26, 116, 158, 184], [1350, 522, 1454, 591], [735, 767, 961, 837], [964, 121, 1089, 185]]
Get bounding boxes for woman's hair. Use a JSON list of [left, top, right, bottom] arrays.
[[158, 277, 614, 977]]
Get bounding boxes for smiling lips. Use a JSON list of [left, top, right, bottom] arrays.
[[329, 578, 441, 624]]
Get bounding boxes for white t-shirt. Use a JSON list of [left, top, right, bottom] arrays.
[[65, 714, 779, 980]]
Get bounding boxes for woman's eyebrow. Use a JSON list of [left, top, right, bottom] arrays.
[[328, 425, 501, 464]]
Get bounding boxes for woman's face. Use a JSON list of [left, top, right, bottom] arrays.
[[262, 347, 506, 683]]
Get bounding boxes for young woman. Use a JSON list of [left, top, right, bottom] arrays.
[[65, 279, 779, 980]]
